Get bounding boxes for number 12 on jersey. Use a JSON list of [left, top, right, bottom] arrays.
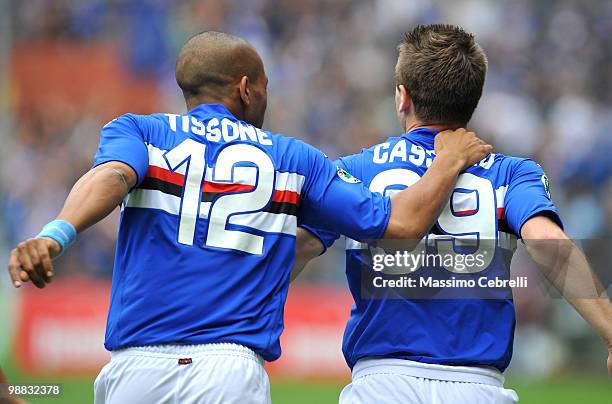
[[163, 139, 275, 254]]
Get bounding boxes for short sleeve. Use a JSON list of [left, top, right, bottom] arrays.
[[298, 145, 391, 242], [297, 157, 361, 251], [336, 153, 363, 182], [93, 114, 149, 186], [504, 159, 563, 236]]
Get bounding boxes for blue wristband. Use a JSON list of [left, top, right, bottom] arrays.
[[37, 220, 77, 255]]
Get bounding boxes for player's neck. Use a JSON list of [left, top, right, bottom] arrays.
[[185, 98, 244, 120], [403, 121, 462, 134]]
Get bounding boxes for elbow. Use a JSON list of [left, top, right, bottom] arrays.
[[297, 237, 324, 261], [520, 215, 567, 241], [94, 165, 134, 194], [92, 161, 138, 188], [407, 226, 427, 241], [386, 218, 426, 241]]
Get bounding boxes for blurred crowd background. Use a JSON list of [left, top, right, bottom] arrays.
[[0, 0, 611, 380]]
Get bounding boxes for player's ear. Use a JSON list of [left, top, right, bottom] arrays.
[[239, 76, 250, 106], [396, 84, 412, 113]]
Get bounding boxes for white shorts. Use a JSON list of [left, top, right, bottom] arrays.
[[94, 343, 271, 404], [339, 358, 518, 404]]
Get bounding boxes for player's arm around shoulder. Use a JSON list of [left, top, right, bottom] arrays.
[[384, 128, 492, 239], [7, 161, 137, 289]]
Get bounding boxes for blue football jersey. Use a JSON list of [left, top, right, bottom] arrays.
[[92, 104, 392, 360], [305, 127, 562, 371]]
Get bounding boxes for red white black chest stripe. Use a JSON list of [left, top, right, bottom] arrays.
[[122, 144, 305, 235]]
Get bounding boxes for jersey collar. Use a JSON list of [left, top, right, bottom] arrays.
[[402, 127, 440, 146], [188, 103, 236, 120]]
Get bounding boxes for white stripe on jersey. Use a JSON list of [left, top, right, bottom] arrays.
[[125, 188, 180, 215], [275, 171, 305, 194], [207, 166, 257, 185], [126, 188, 298, 236], [147, 144, 185, 174], [229, 211, 297, 235], [495, 185, 508, 209]]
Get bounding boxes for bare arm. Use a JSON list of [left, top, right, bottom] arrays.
[[384, 128, 492, 239], [56, 162, 136, 232], [7, 161, 137, 288], [291, 228, 325, 282], [291, 154, 465, 277], [521, 215, 612, 376]]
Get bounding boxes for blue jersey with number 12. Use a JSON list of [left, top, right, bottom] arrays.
[[306, 127, 562, 371], [92, 103, 392, 360]]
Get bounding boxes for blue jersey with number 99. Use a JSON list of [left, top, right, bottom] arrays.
[[93, 104, 392, 360], [305, 127, 562, 371]]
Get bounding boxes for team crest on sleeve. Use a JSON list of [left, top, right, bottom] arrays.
[[337, 167, 361, 183], [541, 174, 551, 199]]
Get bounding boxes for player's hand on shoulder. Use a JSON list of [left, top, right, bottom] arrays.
[[8, 237, 61, 289], [435, 128, 493, 170]]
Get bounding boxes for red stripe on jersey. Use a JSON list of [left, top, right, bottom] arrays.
[[497, 207, 504, 219], [147, 166, 185, 187], [455, 209, 477, 216], [146, 165, 300, 205], [202, 181, 255, 194], [272, 190, 300, 205]]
